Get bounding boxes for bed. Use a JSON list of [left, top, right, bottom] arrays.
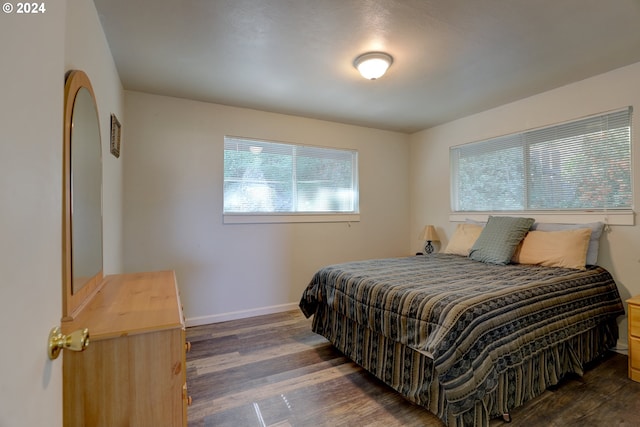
[[299, 218, 625, 427]]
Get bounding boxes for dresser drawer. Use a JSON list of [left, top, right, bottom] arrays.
[[630, 337, 640, 382], [630, 303, 640, 339], [628, 296, 640, 383]]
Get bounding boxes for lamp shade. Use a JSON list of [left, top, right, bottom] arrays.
[[353, 52, 393, 80], [420, 225, 439, 242]]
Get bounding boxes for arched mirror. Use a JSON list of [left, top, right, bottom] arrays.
[[62, 70, 103, 320]]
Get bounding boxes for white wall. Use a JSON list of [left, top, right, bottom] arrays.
[[0, 1, 122, 425], [0, 3, 66, 426], [409, 61, 640, 347], [122, 91, 410, 324]]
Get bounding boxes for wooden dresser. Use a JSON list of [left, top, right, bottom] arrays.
[[628, 295, 640, 383], [62, 270, 190, 427]]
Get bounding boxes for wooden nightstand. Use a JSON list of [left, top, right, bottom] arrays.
[[628, 296, 640, 382]]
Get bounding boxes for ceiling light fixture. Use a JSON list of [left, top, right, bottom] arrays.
[[353, 52, 393, 80]]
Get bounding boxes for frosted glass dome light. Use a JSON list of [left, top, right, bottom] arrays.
[[353, 52, 393, 80]]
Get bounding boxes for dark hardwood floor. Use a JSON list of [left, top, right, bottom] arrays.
[[186, 310, 640, 427]]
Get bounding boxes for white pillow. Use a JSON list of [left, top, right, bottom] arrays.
[[531, 222, 604, 265], [444, 224, 484, 256], [512, 228, 592, 270]]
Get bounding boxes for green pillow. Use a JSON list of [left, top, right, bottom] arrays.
[[469, 216, 535, 265]]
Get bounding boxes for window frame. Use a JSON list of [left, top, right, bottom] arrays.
[[449, 108, 634, 226], [223, 136, 360, 224]]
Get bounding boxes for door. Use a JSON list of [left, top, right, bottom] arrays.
[[0, 3, 66, 427]]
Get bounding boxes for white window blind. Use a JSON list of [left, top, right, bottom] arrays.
[[224, 136, 359, 215], [451, 107, 632, 212]]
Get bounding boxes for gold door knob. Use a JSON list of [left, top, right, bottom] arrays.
[[48, 326, 90, 360]]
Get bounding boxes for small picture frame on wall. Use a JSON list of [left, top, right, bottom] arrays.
[[110, 113, 121, 158]]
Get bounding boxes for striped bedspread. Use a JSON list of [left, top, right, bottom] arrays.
[[299, 254, 624, 417]]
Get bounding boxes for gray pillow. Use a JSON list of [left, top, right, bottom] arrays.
[[469, 216, 535, 265], [531, 222, 604, 265]]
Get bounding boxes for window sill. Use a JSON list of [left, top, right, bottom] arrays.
[[224, 213, 360, 224], [449, 210, 635, 226]]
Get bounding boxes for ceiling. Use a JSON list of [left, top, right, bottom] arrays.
[[93, 0, 640, 134]]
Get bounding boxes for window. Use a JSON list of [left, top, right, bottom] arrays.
[[224, 136, 359, 222], [450, 108, 632, 214]]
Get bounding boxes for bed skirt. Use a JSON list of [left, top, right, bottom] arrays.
[[311, 303, 619, 427]]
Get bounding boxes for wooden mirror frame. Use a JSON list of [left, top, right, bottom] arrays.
[[62, 70, 104, 321]]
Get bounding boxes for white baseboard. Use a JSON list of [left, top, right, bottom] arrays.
[[185, 302, 299, 327], [613, 338, 628, 355]]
